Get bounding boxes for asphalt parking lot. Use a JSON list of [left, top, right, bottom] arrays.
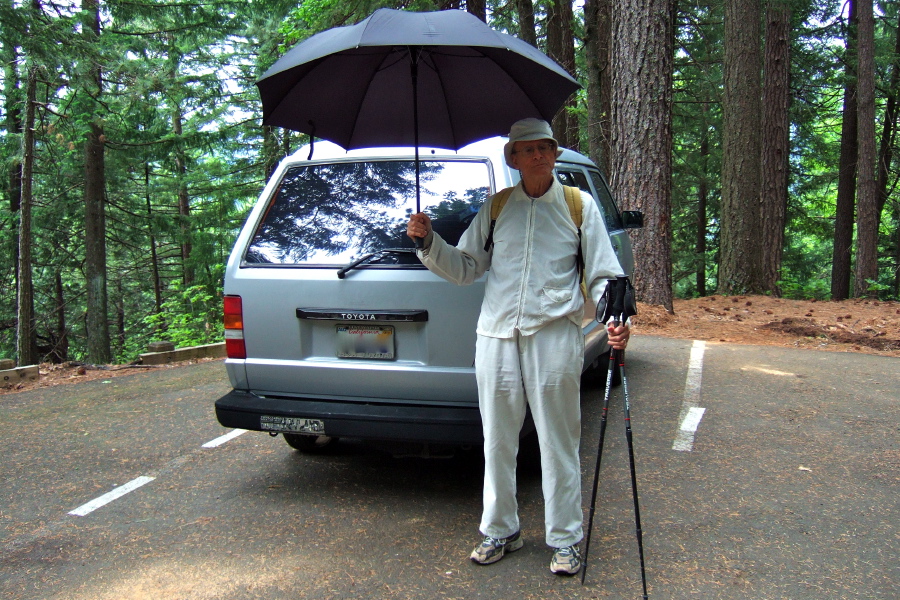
[[1, 335, 897, 599]]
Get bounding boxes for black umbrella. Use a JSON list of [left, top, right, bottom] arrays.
[[256, 8, 580, 216]]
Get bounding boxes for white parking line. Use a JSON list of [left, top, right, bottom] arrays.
[[202, 429, 247, 448], [679, 406, 707, 433], [68, 476, 155, 517], [673, 340, 707, 452]]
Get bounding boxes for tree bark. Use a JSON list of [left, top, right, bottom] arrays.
[[16, 65, 38, 367], [3, 27, 22, 214], [853, 0, 877, 297], [831, 0, 858, 300], [173, 105, 194, 287], [584, 0, 612, 173], [515, 0, 537, 47], [718, 0, 763, 295], [53, 271, 68, 362], [611, 0, 674, 311], [547, 0, 579, 149], [83, 0, 112, 363], [466, 0, 485, 22], [759, 0, 790, 294], [696, 103, 710, 297], [875, 9, 900, 221], [146, 164, 162, 316]]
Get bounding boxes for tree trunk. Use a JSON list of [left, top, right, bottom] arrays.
[[3, 28, 22, 214], [54, 271, 68, 362], [611, 0, 674, 311], [146, 164, 162, 315], [831, 0, 858, 300], [718, 0, 763, 295], [547, 0, 579, 149], [262, 125, 280, 179], [16, 65, 38, 367], [583, 0, 612, 173], [853, 0, 877, 297], [466, 0, 485, 22], [875, 9, 900, 220], [172, 105, 194, 287], [83, 0, 111, 363], [115, 278, 125, 356], [696, 104, 710, 297], [4, 2, 23, 337], [759, 0, 790, 294], [515, 0, 537, 47]]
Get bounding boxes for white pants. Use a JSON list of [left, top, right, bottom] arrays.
[[475, 316, 584, 548]]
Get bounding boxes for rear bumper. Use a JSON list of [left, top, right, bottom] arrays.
[[215, 389, 484, 445]]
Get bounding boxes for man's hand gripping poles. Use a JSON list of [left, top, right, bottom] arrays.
[[581, 277, 648, 599]]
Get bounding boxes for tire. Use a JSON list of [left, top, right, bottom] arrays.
[[283, 433, 338, 453], [582, 351, 622, 388]]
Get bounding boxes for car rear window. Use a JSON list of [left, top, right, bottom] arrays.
[[243, 159, 491, 266]]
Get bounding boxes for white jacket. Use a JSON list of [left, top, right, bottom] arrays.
[[419, 179, 625, 338]]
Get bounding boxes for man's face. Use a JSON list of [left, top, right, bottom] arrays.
[[510, 139, 557, 180]]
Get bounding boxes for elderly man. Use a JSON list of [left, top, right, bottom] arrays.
[[406, 118, 630, 575]]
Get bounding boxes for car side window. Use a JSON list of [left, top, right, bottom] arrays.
[[556, 168, 624, 231]]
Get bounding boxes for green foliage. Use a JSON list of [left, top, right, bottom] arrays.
[[3, 0, 900, 368], [141, 284, 225, 357]]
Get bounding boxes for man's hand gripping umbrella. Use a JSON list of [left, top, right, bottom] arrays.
[[581, 276, 648, 599]]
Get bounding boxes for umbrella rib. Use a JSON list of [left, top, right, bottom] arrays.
[[420, 49, 460, 150], [345, 48, 408, 148]]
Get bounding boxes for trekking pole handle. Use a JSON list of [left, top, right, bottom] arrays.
[[610, 276, 627, 326]]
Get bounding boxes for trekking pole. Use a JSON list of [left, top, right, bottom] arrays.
[[619, 340, 649, 599], [581, 278, 625, 585]]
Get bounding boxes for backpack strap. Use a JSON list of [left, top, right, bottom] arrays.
[[563, 186, 589, 300], [563, 185, 583, 228], [483, 186, 585, 301], [483, 187, 514, 252]]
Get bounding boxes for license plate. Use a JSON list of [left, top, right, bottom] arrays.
[[260, 416, 326, 434], [335, 324, 395, 359]]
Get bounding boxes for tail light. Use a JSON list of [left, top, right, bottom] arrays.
[[224, 295, 246, 359]]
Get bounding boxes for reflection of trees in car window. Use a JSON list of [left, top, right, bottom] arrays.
[[245, 159, 490, 265], [425, 186, 489, 246], [245, 161, 441, 264]]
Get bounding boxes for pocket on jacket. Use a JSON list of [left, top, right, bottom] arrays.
[[540, 286, 574, 322]]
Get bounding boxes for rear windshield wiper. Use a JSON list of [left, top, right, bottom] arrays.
[[337, 248, 417, 279]]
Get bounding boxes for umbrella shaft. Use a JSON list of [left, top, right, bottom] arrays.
[[410, 51, 421, 214]]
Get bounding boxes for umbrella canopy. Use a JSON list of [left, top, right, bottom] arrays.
[[256, 8, 580, 151]]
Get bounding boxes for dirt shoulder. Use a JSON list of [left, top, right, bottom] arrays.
[[0, 357, 224, 396], [634, 294, 900, 358], [3, 295, 899, 396]]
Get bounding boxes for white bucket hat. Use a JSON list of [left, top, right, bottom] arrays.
[[503, 117, 563, 168]]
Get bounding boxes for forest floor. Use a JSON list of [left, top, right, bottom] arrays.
[[633, 294, 900, 357], [2, 295, 899, 396]]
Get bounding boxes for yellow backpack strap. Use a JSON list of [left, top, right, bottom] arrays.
[[563, 186, 588, 300], [563, 185, 583, 228], [483, 187, 514, 252]]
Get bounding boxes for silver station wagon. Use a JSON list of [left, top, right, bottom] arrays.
[[215, 137, 642, 452]]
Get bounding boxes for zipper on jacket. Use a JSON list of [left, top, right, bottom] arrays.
[[514, 197, 537, 330]]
